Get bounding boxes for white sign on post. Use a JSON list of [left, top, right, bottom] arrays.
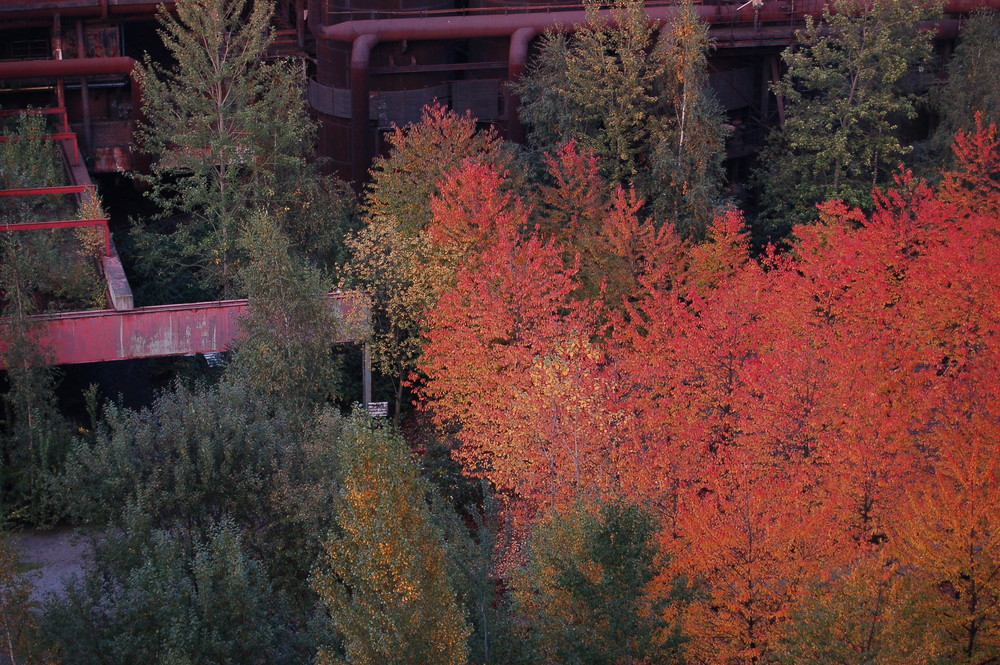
[[367, 401, 389, 418]]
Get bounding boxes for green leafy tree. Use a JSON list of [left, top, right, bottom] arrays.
[[57, 381, 295, 531], [0, 234, 71, 526], [515, 0, 727, 233], [0, 112, 61, 220], [650, 0, 730, 236], [58, 379, 347, 605], [757, 0, 941, 230], [225, 210, 341, 408], [924, 9, 1000, 172], [133, 0, 315, 300], [773, 555, 938, 665], [0, 535, 57, 664], [513, 500, 688, 665], [515, 0, 659, 186], [311, 413, 470, 665], [342, 221, 438, 423]]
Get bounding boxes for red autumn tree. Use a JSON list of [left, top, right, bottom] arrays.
[[419, 215, 613, 512]]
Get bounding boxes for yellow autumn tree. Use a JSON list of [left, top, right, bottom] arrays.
[[311, 413, 470, 665], [891, 355, 1000, 664]]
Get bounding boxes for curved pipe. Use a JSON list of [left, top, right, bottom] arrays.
[[316, 0, 998, 43], [321, 5, 731, 42], [311, 0, 996, 182]]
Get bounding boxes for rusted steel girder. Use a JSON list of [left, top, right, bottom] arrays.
[[0, 293, 371, 369], [0, 56, 136, 80], [0, 217, 111, 256]]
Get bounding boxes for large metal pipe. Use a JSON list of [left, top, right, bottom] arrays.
[[319, 0, 991, 43], [507, 26, 536, 145], [76, 19, 93, 154], [320, 4, 730, 42], [350, 34, 380, 183], [0, 56, 136, 80], [315, 0, 988, 182]]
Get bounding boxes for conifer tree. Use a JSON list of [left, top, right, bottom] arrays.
[[757, 0, 941, 230], [312, 414, 470, 665], [133, 0, 314, 300]]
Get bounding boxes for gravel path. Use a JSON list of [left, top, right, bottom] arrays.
[[11, 527, 93, 603]]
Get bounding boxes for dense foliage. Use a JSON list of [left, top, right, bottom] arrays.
[[757, 0, 941, 230], [515, 0, 728, 235], [3, 3, 999, 665]]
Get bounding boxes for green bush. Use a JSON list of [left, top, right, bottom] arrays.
[[513, 499, 690, 665], [44, 516, 302, 665], [57, 381, 293, 529]]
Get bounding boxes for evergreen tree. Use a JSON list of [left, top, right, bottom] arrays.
[[513, 500, 688, 665], [312, 413, 470, 665], [925, 9, 1000, 172], [757, 0, 941, 231], [133, 0, 315, 300]]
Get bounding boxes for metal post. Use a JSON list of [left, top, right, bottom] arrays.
[[53, 14, 66, 112], [77, 20, 92, 155], [770, 55, 785, 126], [362, 341, 372, 407]]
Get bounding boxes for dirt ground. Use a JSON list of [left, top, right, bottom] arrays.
[[11, 527, 93, 603]]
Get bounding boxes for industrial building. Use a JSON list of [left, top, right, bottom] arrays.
[[3, 0, 996, 182]]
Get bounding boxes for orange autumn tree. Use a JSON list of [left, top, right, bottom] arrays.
[[414, 119, 1000, 664], [893, 354, 1000, 663], [419, 216, 613, 511]]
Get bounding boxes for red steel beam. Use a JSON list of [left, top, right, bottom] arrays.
[[318, 0, 996, 42], [0, 218, 110, 256], [0, 108, 66, 116], [0, 107, 70, 133], [0, 132, 76, 141], [0, 293, 371, 369], [0, 57, 136, 80], [0, 185, 90, 197]]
